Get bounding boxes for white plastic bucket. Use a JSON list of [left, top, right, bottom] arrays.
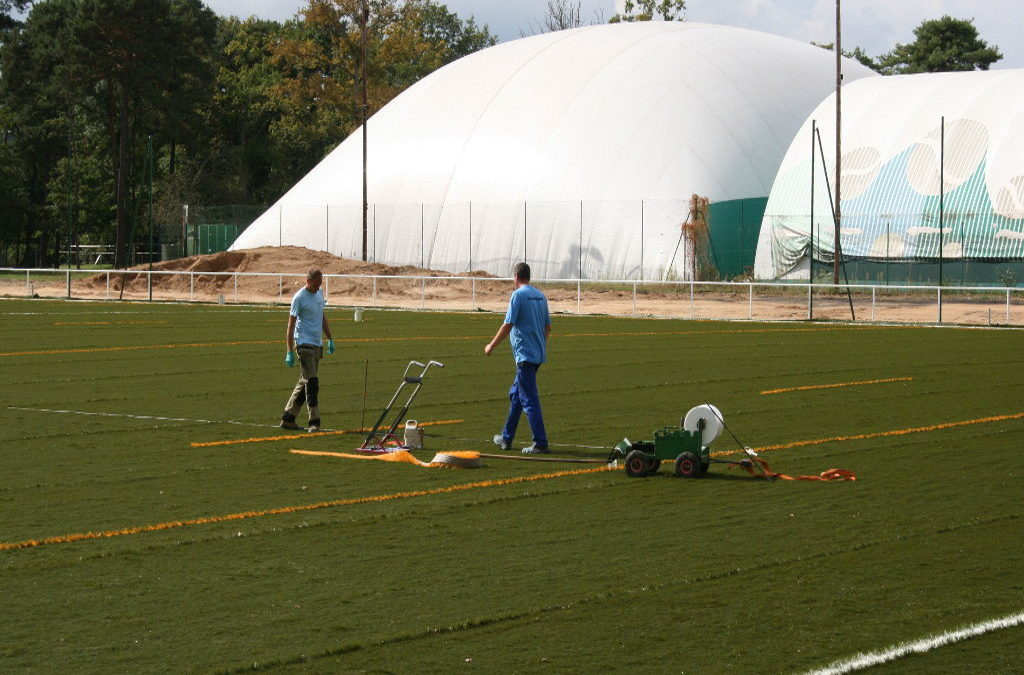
[[404, 420, 424, 449], [354, 307, 363, 322]]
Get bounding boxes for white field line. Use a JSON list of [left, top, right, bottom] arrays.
[[7, 406, 276, 429], [806, 610, 1024, 674]]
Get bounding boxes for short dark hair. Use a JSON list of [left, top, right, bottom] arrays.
[[307, 268, 323, 280], [513, 262, 531, 282]]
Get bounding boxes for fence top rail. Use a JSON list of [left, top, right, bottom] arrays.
[[2, 267, 1022, 295]]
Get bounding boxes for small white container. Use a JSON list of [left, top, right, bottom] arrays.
[[404, 420, 424, 449], [354, 307, 364, 322]]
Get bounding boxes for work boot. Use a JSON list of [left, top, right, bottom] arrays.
[[280, 412, 301, 430], [492, 434, 512, 451]]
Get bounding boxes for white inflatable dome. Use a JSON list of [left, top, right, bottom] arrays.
[[754, 69, 1024, 281], [233, 22, 876, 279]]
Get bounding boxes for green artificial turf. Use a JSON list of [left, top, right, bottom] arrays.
[[1, 298, 1022, 673]]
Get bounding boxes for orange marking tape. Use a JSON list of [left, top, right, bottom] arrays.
[[0, 464, 613, 552], [0, 339, 277, 357], [710, 410, 1024, 459], [291, 449, 481, 468], [53, 321, 169, 326], [761, 377, 912, 395], [189, 419, 463, 448]]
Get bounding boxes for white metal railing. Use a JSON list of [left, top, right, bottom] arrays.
[[1, 267, 1021, 327]]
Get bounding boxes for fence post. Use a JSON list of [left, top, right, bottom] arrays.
[[937, 287, 942, 324], [807, 283, 812, 320], [689, 281, 694, 319], [147, 271, 152, 301], [748, 282, 753, 320], [1007, 289, 1011, 325], [105, 271, 110, 300], [234, 273, 238, 303], [66, 269, 71, 298], [472, 278, 476, 308], [26, 270, 30, 296], [421, 277, 425, 309], [576, 280, 581, 315], [372, 277, 377, 306], [190, 272, 194, 302], [632, 281, 637, 315], [872, 286, 876, 321]]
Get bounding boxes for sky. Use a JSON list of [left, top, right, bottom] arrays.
[[202, 0, 1023, 70]]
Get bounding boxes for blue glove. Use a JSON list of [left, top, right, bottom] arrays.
[[285, 350, 295, 367], [327, 339, 336, 355]]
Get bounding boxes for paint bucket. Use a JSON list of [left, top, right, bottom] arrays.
[[354, 307, 363, 322], [404, 420, 424, 449]]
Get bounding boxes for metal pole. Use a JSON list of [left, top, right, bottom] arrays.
[[469, 201, 473, 272], [939, 115, 945, 288], [147, 135, 153, 302], [360, 0, 368, 261], [421, 202, 424, 268], [810, 119, 816, 319], [640, 199, 644, 280], [834, 0, 842, 285]]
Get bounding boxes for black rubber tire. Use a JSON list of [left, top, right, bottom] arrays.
[[624, 450, 650, 478], [648, 458, 661, 475], [675, 451, 701, 478]]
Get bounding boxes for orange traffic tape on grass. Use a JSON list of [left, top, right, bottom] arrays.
[[761, 377, 912, 395], [190, 419, 463, 448], [291, 448, 483, 468], [0, 464, 613, 552]]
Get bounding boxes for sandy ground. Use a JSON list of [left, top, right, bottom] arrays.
[[2, 246, 1021, 327]]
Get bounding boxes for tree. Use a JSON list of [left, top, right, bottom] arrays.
[[877, 15, 1002, 74], [811, 42, 880, 72], [521, 0, 584, 36], [69, 0, 217, 267], [267, 0, 496, 193], [609, 0, 685, 23]]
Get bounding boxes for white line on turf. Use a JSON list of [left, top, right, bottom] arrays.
[[805, 610, 1024, 674], [7, 406, 277, 429]]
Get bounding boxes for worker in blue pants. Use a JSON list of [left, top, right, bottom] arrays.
[[484, 262, 551, 454]]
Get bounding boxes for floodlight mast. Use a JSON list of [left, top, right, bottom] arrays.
[[833, 0, 842, 284], [360, 0, 368, 262]]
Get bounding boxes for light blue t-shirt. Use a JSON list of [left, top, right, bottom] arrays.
[[504, 284, 550, 364], [290, 287, 325, 347]]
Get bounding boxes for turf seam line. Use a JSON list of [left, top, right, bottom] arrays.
[[804, 610, 1024, 674], [0, 465, 613, 552], [0, 325, 859, 357], [7, 406, 279, 429], [222, 511, 1019, 672], [189, 419, 463, 447], [761, 377, 913, 395]]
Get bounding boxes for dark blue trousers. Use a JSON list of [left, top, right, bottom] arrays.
[[501, 362, 547, 447]]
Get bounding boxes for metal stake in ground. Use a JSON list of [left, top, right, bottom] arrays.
[[703, 400, 773, 481]]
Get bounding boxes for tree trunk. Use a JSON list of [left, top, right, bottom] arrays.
[[113, 87, 131, 269]]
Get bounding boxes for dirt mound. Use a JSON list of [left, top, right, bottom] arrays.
[[79, 246, 498, 298]]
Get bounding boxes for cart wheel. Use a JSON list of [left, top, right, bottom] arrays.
[[647, 458, 661, 475], [624, 450, 650, 478], [675, 451, 701, 478]]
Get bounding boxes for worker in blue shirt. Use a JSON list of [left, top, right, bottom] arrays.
[[485, 262, 551, 454], [281, 268, 335, 431]]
